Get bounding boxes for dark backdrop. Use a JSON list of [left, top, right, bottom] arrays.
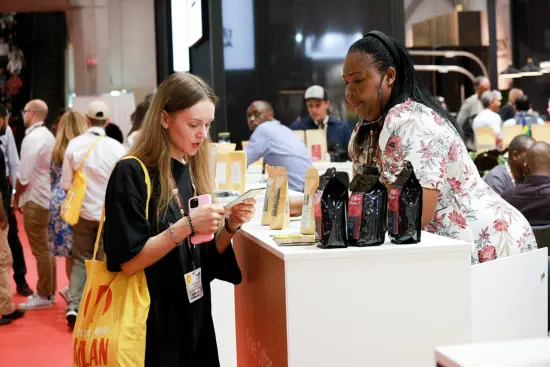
[[510, 0, 550, 117], [155, 0, 405, 147]]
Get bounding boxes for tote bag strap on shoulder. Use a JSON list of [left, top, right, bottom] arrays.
[[78, 136, 104, 171], [92, 155, 152, 261]]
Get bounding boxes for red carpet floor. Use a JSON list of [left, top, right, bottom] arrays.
[[0, 213, 72, 367]]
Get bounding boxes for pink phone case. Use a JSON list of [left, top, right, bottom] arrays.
[[189, 194, 214, 245]]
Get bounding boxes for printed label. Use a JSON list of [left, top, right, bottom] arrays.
[[215, 162, 227, 184], [347, 193, 364, 240], [388, 188, 401, 234], [314, 190, 323, 240], [311, 144, 322, 161], [272, 187, 281, 217], [301, 194, 313, 229], [231, 162, 241, 184], [262, 181, 273, 213]]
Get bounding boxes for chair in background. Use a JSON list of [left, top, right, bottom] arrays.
[[475, 127, 497, 152], [532, 225, 550, 248], [532, 125, 550, 144], [502, 125, 523, 149]]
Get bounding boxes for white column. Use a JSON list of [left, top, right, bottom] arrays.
[[66, 0, 110, 95]]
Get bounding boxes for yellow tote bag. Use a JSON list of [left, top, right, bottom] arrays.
[[72, 156, 151, 367], [61, 136, 103, 226]]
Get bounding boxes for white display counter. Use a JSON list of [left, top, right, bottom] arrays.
[[231, 220, 473, 367], [435, 338, 550, 366]]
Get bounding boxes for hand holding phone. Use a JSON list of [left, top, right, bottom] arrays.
[[188, 194, 224, 245]]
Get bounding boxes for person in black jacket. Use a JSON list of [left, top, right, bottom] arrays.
[[290, 85, 352, 161]]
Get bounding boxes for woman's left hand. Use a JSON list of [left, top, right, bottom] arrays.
[[228, 198, 256, 231]]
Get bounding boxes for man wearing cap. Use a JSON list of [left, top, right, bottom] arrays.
[[15, 99, 57, 310], [61, 100, 125, 327], [290, 85, 352, 161]]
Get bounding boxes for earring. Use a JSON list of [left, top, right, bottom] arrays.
[[163, 124, 168, 130]]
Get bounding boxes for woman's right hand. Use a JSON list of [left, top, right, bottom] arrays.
[[188, 204, 225, 234]]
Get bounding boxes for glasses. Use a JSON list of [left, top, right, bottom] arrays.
[[21, 109, 33, 118]]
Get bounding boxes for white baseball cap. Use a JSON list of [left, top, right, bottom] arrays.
[[304, 85, 327, 100], [86, 100, 110, 120]]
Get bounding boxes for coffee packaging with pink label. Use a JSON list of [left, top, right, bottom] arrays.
[[347, 165, 387, 246], [314, 168, 348, 249], [387, 161, 422, 244]]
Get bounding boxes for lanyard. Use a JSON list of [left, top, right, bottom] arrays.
[[169, 174, 196, 269]]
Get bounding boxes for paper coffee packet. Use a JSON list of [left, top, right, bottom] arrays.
[[270, 166, 290, 230], [261, 165, 276, 225], [315, 168, 348, 248], [300, 166, 320, 235], [347, 165, 387, 246], [387, 160, 423, 244]]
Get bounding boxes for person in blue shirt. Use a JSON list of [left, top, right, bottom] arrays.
[[290, 85, 352, 161], [244, 101, 312, 192]]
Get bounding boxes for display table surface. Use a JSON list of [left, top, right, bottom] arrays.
[[435, 338, 550, 366], [232, 219, 473, 367]]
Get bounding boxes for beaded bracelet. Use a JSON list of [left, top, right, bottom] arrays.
[[186, 213, 196, 237]]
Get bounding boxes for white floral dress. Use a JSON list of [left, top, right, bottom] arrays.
[[349, 100, 537, 264]]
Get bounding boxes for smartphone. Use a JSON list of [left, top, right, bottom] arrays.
[[188, 194, 214, 245], [223, 187, 266, 213]]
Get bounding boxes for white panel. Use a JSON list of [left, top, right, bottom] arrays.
[[222, 0, 255, 70], [471, 247, 548, 343], [285, 249, 472, 366]]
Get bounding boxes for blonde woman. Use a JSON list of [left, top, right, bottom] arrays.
[[103, 72, 256, 366], [49, 111, 87, 296]]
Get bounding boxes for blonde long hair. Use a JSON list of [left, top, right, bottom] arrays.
[[128, 72, 216, 220], [52, 111, 87, 165]]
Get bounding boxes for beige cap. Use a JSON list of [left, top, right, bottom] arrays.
[[87, 100, 110, 120], [304, 85, 326, 100]]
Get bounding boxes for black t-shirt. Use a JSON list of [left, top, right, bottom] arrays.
[[103, 158, 242, 367]]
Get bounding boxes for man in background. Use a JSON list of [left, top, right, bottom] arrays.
[[291, 85, 351, 161], [472, 90, 502, 140], [16, 99, 56, 310], [499, 88, 523, 122], [503, 95, 545, 134], [245, 100, 312, 191], [503, 142, 550, 226], [0, 103, 31, 296], [484, 135, 534, 196], [456, 76, 490, 147], [61, 100, 125, 327]]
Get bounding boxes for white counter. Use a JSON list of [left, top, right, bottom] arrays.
[[239, 219, 471, 261], [436, 338, 550, 366], [231, 220, 473, 367]]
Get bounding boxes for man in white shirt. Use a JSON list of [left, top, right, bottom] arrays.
[[0, 103, 32, 297], [61, 100, 125, 327], [15, 99, 56, 310], [473, 90, 503, 143]]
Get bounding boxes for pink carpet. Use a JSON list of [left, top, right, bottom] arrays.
[[0, 212, 72, 367]]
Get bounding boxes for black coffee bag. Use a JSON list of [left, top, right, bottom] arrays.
[[314, 168, 348, 248], [347, 166, 387, 246], [387, 161, 422, 244]]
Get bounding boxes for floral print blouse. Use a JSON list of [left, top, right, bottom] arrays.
[[349, 100, 537, 264]]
